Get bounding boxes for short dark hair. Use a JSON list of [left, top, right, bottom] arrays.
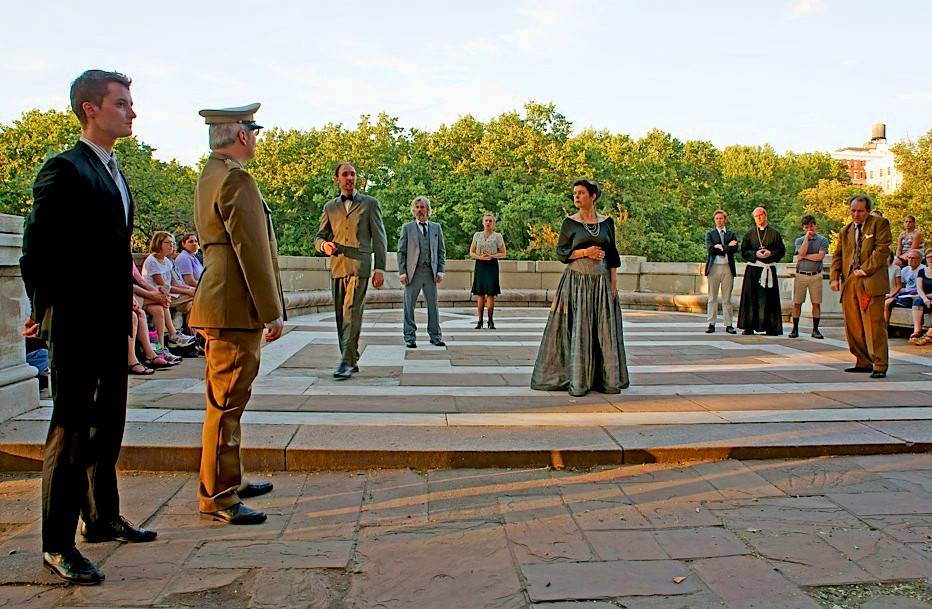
[[334, 162, 355, 177], [800, 214, 816, 226], [572, 179, 601, 200], [70, 70, 132, 126], [848, 194, 872, 210]]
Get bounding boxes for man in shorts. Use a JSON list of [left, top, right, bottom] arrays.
[[789, 215, 828, 339]]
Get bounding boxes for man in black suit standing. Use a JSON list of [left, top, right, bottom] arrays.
[[704, 209, 739, 334], [21, 70, 156, 585]]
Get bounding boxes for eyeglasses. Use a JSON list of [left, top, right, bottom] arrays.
[[251, 128, 261, 137]]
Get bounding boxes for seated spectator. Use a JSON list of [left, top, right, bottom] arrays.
[[894, 215, 924, 268], [885, 249, 924, 329], [24, 333, 50, 392], [910, 251, 932, 345], [142, 231, 197, 351], [128, 297, 174, 374], [175, 232, 202, 287], [132, 262, 183, 364]]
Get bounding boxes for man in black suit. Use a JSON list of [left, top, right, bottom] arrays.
[[21, 70, 156, 585], [704, 209, 739, 334]]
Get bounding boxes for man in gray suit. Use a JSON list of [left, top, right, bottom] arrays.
[[397, 196, 446, 348], [315, 162, 387, 378]]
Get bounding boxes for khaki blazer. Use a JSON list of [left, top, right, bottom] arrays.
[[830, 215, 892, 297], [314, 193, 387, 279], [189, 152, 284, 329]]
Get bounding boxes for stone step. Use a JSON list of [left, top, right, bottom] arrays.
[[1, 416, 927, 472]]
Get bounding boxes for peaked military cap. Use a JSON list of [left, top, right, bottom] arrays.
[[198, 103, 263, 129]]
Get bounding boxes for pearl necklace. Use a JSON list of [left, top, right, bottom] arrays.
[[581, 215, 600, 237]]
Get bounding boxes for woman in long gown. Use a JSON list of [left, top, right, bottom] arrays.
[[531, 179, 629, 397]]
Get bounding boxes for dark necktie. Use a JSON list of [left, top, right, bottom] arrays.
[[720, 230, 726, 245], [419, 222, 427, 237], [853, 224, 862, 271]]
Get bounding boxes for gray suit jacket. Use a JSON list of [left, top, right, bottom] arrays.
[[398, 220, 446, 280], [314, 193, 387, 279]]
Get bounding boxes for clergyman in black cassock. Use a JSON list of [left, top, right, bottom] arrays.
[[737, 207, 786, 335]]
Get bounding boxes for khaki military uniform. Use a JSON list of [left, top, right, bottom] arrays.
[[831, 215, 892, 372], [190, 152, 284, 512]]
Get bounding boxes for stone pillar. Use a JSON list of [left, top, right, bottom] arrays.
[[0, 214, 38, 423]]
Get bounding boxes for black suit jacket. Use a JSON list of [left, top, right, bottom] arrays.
[[21, 141, 135, 359], [704, 227, 738, 276]]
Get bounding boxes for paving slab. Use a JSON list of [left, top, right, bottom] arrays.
[[350, 520, 524, 609], [690, 555, 822, 609], [652, 526, 751, 559], [522, 559, 696, 601]]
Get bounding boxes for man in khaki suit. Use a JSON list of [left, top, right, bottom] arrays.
[[189, 103, 285, 524], [831, 194, 892, 378], [315, 162, 387, 379]]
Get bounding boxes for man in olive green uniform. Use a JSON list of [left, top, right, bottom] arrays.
[[189, 103, 285, 524], [315, 162, 387, 379]]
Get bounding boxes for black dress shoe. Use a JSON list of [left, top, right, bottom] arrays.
[[705, 324, 715, 334], [430, 339, 446, 346], [788, 330, 799, 338], [487, 321, 496, 329], [200, 502, 267, 525], [351, 365, 359, 373], [725, 326, 737, 334], [475, 320, 483, 329], [81, 515, 157, 543], [811, 330, 824, 339], [333, 364, 354, 379], [845, 366, 873, 373], [405, 341, 417, 348], [870, 370, 887, 379], [741, 329, 754, 335], [43, 547, 104, 585], [238, 481, 274, 499]]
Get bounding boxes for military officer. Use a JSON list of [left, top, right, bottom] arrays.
[[189, 103, 285, 525]]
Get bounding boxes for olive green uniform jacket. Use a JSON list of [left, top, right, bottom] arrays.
[[189, 152, 284, 329]]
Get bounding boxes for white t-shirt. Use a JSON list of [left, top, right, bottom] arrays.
[[142, 254, 176, 287]]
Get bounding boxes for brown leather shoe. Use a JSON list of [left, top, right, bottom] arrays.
[[81, 515, 157, 543]]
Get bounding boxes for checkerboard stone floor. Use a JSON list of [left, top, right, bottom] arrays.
[[1, 308, 930, 607], [3, 307, 932, 468]]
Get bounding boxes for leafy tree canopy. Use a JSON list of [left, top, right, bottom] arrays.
[[4, 102, 926, 261]]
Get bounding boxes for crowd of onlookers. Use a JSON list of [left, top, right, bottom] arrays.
[[26, 231, 204, 389], [886, 215, 932, 346]]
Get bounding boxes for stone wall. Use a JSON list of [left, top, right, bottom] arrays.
[[277, 254, 842, 321], [0, 215, 39, 423]]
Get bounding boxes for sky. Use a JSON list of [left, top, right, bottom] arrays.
[[2, 0, 930, 167]]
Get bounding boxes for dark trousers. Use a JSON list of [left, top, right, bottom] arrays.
[[42, 352, 127, 552], [332, 275, 369, 367]]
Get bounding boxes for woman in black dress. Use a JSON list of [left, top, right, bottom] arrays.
[[470, 213, 506, 329], [530, 180, 629, 396]]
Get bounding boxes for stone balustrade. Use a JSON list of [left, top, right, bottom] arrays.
[[0, 214, 39, 422]]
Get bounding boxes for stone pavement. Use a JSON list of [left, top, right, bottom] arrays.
[[0, 307, 931, 470], [0, 454, 930, 608]]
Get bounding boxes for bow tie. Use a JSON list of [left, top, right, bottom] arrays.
[[341, 194, 354, 203]]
